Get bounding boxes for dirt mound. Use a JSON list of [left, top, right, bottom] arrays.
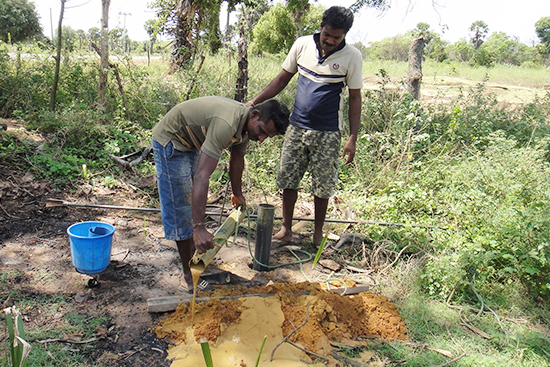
[[154, 282, 407, 366]]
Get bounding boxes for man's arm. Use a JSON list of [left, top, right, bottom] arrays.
[[342, 88, 361, 165], [192, 152, 219, 253], [247, 69, 295, 107], [228, 151, 246, 208]]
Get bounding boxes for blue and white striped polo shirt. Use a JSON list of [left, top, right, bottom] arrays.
[[283, 33, 363, 131]]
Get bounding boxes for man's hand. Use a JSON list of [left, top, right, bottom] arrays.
[[243, 101, 254, 107], [193, 226, 214, 254], [231, 194, 247, 210], [342, 136, 357, 165]]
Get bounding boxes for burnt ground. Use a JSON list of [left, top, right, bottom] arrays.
[[0, 168, 175, 366]]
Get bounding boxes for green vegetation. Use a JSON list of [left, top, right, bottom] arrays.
[[4, 307, 31, 367], [1, 3, 550, 364], [0, 287, 106, 367], [1, 47, 549, 364]]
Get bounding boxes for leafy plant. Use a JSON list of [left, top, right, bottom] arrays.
[[4, 306, 31, 367], [200, 338, 214, 367]]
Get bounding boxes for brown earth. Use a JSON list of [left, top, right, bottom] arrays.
[[0, 120, 406, 366]]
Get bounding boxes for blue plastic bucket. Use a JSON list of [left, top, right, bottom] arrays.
[[67, 221, 115, 274]]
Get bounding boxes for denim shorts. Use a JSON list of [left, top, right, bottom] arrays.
[[152, 138, 199, 241]]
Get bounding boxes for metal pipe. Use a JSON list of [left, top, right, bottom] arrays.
[[252, 204, 275, 272], [47, 198, 444, 229]]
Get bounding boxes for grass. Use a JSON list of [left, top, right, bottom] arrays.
[[359, 262, 550, 367], [0, 273, 109, 367], [1, 48, 550, 366], [362, 59, 550, 87]]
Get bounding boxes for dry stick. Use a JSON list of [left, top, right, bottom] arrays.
[[119, 347, 145, 360], [0, 203, 18, 219], [330, 351, 370, 367], [270, 302, 327, 362], [378, 245, 411, 274], [36, 337, 99, 344], [432, 353, 467, 367]]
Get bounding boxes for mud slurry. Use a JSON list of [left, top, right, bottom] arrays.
[[154, 282, 407, 366]]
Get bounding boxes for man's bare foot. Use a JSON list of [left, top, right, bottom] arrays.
[[313, 233, 325, 247], [273, 227, 294, 243], [181, 272, 193, 289]]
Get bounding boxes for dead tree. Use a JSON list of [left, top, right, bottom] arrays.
[[99, 0, 110, 108], [91, 43, 128, 116], [234, 5, 251, 103], [407, 37, 425, 100], [50, 0, 65, 112]]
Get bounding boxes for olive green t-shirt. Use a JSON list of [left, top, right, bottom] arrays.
[[152, 96, 250, 160]]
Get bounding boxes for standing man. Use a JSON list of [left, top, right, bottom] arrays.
[[152, 96, 290, 292], [246, 6, 362, 246]]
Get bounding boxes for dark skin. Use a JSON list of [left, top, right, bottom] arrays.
[[246, 24, 361, 245], [178, 110, 279, 290]]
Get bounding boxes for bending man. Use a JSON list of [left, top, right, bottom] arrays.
[[152, 96, 290, 292]]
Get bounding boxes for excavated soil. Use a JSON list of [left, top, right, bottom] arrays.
[[154, 282, 407, 366]]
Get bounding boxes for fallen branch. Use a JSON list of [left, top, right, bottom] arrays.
[[399, 341, 453, 357], [330, 351, 368, 367], [109, 145, 153, 170], [459, 322, 493, 340], [345, 265, 375, 274], [432, 353, 467, 367], [36, 337, 99, 344]]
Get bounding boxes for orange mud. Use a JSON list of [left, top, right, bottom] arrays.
[[154, 282, 407, 366]]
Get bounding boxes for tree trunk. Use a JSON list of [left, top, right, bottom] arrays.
[[92, 43, 128, 118], [234, 5, 250, 103], [50, 0, 65, 112], [172, 0, 199, 70], [407, 37, 424, 100], [224, 6, 231, 44], [99, 0, 110, 108]]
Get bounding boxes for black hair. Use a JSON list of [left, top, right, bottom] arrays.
[[322, 6, 354, 33], [253, 99, 290, 135]]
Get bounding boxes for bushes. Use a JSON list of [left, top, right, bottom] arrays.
[[1, 48, 549, 305], [346, 76, 550, 302]]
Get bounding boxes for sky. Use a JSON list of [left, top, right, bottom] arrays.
[[35, 0, 550, 46]]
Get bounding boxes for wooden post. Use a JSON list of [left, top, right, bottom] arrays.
[[234, 5, 250, 103], [49, 0, 65, 112], [99, 0, 110, 108], [407, 37, 425, 100]]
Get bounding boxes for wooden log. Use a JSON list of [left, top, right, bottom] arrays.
[[407, 36, 425, 100], [147, 285, 371, 313]]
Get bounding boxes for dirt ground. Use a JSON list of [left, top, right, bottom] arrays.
[[0, 165, 407, 366], [0, 120, 407, 366]]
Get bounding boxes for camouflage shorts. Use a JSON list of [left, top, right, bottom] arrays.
[[276, 124, 341, 199]]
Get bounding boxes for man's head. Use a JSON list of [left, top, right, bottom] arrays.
[[318, 6, 354, 55], [247, 99, 290, 142], [321, 6, 354, 33]]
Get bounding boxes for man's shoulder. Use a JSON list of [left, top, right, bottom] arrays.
[[343, 43, 363, 59], [293, 34, 316, 48]]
